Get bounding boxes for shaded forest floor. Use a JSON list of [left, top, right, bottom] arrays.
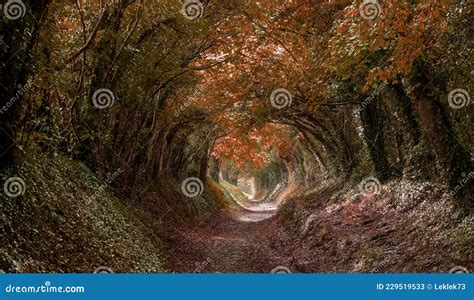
[[168, 181, 473, 273], [0, 150, 167, 273]]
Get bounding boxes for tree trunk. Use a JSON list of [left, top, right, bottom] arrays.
[[392, 83, 422, 147], [0, 0, 51, 167], [412, 85, 473, 211], [359, 97, 392, 182]]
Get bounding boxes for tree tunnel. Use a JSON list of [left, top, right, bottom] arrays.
[[0, 0, 472, 275], [204, 127, 325, 219], [1, 0, 470, 213]]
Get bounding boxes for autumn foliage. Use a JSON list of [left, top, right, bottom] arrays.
[[0, 0, 472, 210]]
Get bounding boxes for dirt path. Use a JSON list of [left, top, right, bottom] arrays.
[[167, 180, 297, 273], [167, 208, 288, 273], [167, 182, 473, 274]]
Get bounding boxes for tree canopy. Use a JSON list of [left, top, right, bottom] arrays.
[[0, 0, 472, 211]]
